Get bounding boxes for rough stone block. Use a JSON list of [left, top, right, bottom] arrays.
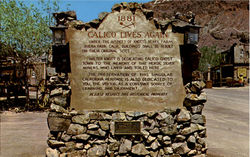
[[47, 112, 71, 132], [87, 144, 107, 156], [118, 139, 132, 154], [131, 144, 150, 155], [67, 124, 86, 135]]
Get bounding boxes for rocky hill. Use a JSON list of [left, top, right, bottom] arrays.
[[143, 0, 249, 51]]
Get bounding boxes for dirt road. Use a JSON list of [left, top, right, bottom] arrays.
[[0, 112, 48, 157], [0, 87, 248, 157], [204, 87, 249, 157]]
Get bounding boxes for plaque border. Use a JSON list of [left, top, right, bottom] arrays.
[[114, 121, 141, 135]]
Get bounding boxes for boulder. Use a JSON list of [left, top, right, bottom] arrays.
[[118, 139, 132, 154], [160, 124, 178, 135], [87, 144, 107, 156], [46, 148, 59, 157], [50, 88, 63, 96], [172, 142, 190, 155], [176, 109, 191, 122], [72, 134, 90, 141], [67, 124, 86, 135], [47, 140, 65, 148], [47, 112, 71, 132], [191, 114, 206, 124], [99, 121, 110, 131], [72, 115, 90, 125], [131, 144, 150, 155]]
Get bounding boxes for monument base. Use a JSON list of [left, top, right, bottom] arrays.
[[46, 81, 207, 157]]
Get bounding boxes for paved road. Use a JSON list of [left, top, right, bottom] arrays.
[[204, 87, 249, 157], [0, 112, 48, 157]]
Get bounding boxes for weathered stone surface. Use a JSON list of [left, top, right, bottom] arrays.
[[47, 112, 71, 132], [93, 140, 106, 144], [75, 143, 84, 149], [177, 109, 191, 122], [50, 104, 67, 113], [109, 141, 120, 151], [157, 135, 163, 142], [161, 124, 178, 135], [103, 113, 112, 120], [159, 114, 175, 126], [135, 111, 145, 117], [188, 150, 197, 155], [89, 19, 100, 28], [151, 140, 160, 150], [88, 124, 99, 129], [66, 150, 87, 157], [156, 112, 168, 120], [72, 115, 90, 124], [185, 92, 207, 102], [197, 137, 206, 146], [62, 90, 70, 97], [70, 8, 186, 112], [199, 130, 207, 138], [67, 124, 86, 135], [46, 148, 59, 157], [150, 151, 158, 157], [87, 144, 107, 156], [98, 12, 109, 21], [131, 144, 150, 155], [196, 143, 203, 151], [163, 135, 171, 141], [111, 3, 122, 11], [187, 135, 196, 144], [48, 140, 65, 148], [174, 135, 186, 142], [87, 130, 99, 136], [73, 134, 90, 141], [143, 119, 156, 130], [61, 133, 71, 142], [50, 88, 63, 96], [97, 121, 109, 131], [53, 96, 67, 107], [163, 147, 173, 154], [98, 128, 106, 137], [181, 124, 205, 135], [141, 130, 150, 139], [191, 114, 206, 124], [172, 142, 190, 155], [146, 111, 157, 118], [189, 81, 206, 93], [112, 113, 126, 120], [59, 146, 68, 153], [84, 144, 91, 149], [150, 127, 160, 134], [164, 140, 172, 146], [193, 154, 206, 157], [147, 136, 156, 143], [119, 139, 132, 154], [191, 105, 204, 114], [89, 112, 104, 120]]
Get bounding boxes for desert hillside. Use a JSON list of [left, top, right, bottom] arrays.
[[144, 0, 249, 51]]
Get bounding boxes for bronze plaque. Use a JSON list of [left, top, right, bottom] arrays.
[[114, 121, 141, 135], [68, 9, 185, 111]]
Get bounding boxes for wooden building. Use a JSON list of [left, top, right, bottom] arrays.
[[211, 43, 249, 86]]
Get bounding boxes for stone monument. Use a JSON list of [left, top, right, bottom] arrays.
[[46, 3, 207, 157], [68, 7, 185, 111]]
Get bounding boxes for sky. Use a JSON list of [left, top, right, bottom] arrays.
[[61, 0, 152, 22], [24, 0, 153, 22]]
